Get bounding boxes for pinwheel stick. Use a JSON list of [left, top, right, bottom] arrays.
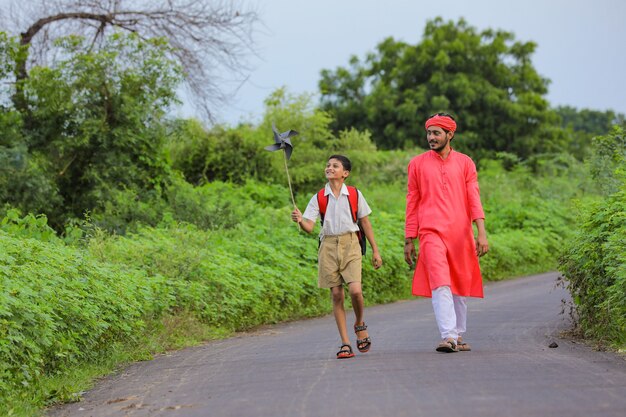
[[264, 124, 299, 216], [283, 150, 296, 209]]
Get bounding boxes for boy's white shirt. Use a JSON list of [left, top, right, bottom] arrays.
[[302, 183, 372, 237]]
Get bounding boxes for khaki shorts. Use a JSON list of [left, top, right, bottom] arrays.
[[318, 232, 362, 288]]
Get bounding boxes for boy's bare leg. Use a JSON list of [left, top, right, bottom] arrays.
[[348, 282, 369, 343], [331, 286, 350, 345], [348, 281, 365, 325]]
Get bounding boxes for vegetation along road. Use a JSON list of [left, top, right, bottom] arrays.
[[47, 272, 626, 417]]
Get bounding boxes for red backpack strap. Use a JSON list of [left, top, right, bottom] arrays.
[[317, 188, 328, 225], [347, 186, 366, 255], [346, 186, 359, 223]]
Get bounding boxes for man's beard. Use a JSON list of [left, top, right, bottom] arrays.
[[428, 137, 450, 152]]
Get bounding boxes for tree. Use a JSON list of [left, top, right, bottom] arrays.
[[556, 106, 625, 137], [1, 0, 259, 120], [0, 32, 62, 217], [587, 125, 626, 196], [319, 17, 564, 159], [555, 106, 626, 159], [0, 31, 183, 227]]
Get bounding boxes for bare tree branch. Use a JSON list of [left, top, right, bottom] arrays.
[[1, 0, 260, 121]]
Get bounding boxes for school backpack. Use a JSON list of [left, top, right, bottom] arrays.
[[317, 186, 367, 255]]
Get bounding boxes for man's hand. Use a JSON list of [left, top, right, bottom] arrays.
[[474, 218, 489, 257], [475, 234, 489, 257], [404, 239, 416, 267]]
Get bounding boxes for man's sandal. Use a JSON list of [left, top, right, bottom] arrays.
[[435, 338, 458, 353], [354, 323, 371, 353], [457, 337, 471, 351], [337, 344, 355, 359]]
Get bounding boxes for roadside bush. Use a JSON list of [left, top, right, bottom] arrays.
[[89, 186, 167, 235], [165, 176, 249, 230], [85, 201, 410, 330], [559, 126, 626, 348], [0, 231, 171, 405], [559, 189, 626, 347], [0, 208, 59, 243], [86, 213, 327, 329], [479, 157, 580, 267], [479, 230, 556, 281]]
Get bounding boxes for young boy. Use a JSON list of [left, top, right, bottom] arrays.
[[291, 155, 383, 359]]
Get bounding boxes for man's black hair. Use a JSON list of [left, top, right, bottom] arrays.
[[428, 112, 456, 121], [328, 154, 352, 172]]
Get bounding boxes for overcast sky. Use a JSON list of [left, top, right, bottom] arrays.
[[194, 0, 626, 125], [2, 0, 624, 125]]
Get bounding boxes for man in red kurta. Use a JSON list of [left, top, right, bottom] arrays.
[[404, 113, 489, 353]]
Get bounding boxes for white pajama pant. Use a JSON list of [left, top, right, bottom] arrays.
[[431, 286, 467, 341]]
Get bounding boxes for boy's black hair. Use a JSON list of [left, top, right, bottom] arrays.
[[328, 154, 352, 172]]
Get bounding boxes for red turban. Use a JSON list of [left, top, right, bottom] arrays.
[[425, 115, 457, 133]]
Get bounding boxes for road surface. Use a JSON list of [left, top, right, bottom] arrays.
[[47, 272, 626, 417]]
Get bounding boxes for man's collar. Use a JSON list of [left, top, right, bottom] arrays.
[[429, 147, 454, 160]]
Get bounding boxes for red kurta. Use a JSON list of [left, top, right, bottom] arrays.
[[405, 149, 485, 298]]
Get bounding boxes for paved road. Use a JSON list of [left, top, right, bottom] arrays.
[[48, 272, 626, 417]]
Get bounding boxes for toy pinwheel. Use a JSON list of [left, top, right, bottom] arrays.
[[265, 124, 299, 208]]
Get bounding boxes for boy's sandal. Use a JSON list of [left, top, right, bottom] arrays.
[[457, 337, 471, 351], [354, 323, 371, 353], [435, 338, 458, 353], [337, 344, 355, 359]]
